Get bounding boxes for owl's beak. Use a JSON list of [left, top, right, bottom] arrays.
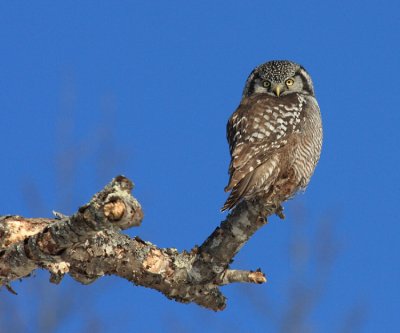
[[273, 84, 283, 97]]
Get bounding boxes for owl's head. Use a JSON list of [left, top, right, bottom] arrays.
[[242, 60, 315, 98]]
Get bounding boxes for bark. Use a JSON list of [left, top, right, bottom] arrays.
[[0, 176, 271, 311]]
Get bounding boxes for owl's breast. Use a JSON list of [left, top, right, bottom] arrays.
[[289, 95, 323, 188]]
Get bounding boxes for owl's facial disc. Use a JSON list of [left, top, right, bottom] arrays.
[[257, 80, 291, 97], [242, 60, 315, 98], [256, 75, 305, 97]]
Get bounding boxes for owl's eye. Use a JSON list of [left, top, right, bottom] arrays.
[[285, 78, 294, 86], [262, 81, 271, 88]]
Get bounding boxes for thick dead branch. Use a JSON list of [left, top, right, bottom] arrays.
[[0, 176, 271, 311]]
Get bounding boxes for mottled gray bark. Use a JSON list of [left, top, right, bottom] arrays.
[[0, 176, 269, 311]]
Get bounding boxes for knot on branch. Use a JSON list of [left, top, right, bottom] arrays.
[[104, 200, 126, 221]]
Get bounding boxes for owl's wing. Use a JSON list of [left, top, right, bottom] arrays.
[[226, 103, 268, 175], [223, 94, 300, 211]]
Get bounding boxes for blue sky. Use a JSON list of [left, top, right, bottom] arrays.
[[0, 1, 399, 332]]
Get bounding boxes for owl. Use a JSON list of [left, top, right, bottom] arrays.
[[222, 60, 322, 215]]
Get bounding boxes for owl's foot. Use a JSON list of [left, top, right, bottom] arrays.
[[259, 202, 285, 220]]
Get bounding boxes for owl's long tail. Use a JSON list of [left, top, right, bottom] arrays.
[[221, 172, 253, 211], [221, 156, 280, 212]]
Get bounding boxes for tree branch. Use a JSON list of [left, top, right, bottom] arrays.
[[0, 176, 271, 311]]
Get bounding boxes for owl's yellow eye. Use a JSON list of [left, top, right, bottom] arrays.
[[285, 78, 294, 86], [263, 81, 271, 88]]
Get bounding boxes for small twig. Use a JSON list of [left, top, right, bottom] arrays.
[[5, 283, 18, 295]]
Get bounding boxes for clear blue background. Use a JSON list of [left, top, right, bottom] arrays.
[[0, 1, 398, 332]]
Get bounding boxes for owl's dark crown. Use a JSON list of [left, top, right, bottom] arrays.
[[243, 60, 315, 98], [258, 60, 300, 82]]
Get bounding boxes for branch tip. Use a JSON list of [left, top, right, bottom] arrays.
[[248, 271, 267, 284], [221, 269, 267, 285]]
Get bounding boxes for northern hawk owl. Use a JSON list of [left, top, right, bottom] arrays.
[[222, 60, 322, 214]]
